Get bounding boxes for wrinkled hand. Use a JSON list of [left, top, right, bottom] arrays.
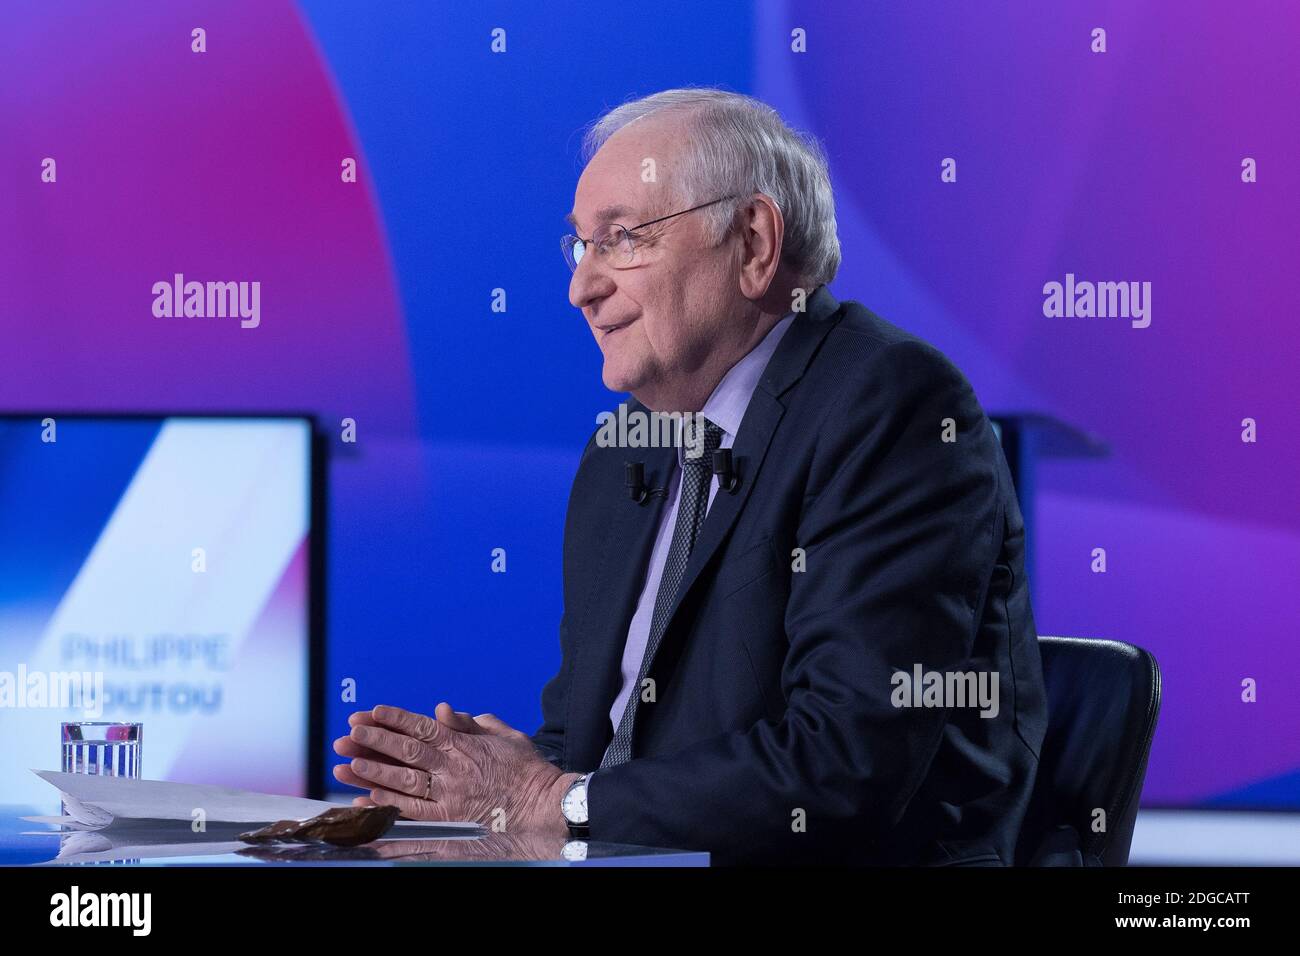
[[332, 703, 577, 837]]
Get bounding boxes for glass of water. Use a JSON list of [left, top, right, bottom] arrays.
[[61, 722, 142, 779]]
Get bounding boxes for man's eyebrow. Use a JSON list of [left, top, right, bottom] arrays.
[[564, 204, 636, 230]]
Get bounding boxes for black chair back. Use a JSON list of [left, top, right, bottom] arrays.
[[1016, 636, 1161, 866]]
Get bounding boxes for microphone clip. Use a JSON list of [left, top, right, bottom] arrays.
[[625, 461, 668, 505], [712, 448, 741, 494]]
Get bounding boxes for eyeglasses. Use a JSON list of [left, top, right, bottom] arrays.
[[561, 195, 738, 273]]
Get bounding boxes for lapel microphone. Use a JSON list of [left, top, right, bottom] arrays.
[[712, 448, 742, 494], [625, 461, 667, 504], [626, 452, 742, 505]]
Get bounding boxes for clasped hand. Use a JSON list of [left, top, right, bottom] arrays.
[[333, 703, 578, 836]]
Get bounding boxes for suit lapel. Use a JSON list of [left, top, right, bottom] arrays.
[[649, 285, 844, 676], [566, 436, 675, 768]]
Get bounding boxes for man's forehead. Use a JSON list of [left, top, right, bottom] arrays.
[[564, 203, 637, 229], [567, 124, 676, 230]]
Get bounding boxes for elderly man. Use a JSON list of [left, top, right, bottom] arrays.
[[335, 88, 1048, 866]]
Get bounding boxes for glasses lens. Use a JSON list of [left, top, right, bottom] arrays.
[[563, 226, 635, 272], [562, 236, 585, 272], [594, 224, 633, 267]]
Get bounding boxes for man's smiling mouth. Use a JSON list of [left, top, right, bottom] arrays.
[[596, 318, 638, 338]]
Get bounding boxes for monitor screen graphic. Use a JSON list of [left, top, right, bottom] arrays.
[[0, 416, 314, 807]]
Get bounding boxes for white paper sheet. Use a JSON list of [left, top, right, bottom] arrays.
[[32, 770, 482, 830]]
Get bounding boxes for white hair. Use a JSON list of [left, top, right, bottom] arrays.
[[582, 87, 841, 287]]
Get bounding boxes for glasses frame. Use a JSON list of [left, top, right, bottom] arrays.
[[562, 194, 740, 273]]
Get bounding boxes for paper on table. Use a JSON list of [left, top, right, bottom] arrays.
[[32, 770, 483, 830]]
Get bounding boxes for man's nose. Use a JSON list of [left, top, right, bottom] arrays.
[[568, 254, 614, 311]]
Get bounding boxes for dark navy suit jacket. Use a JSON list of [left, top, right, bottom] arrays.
[[532, 285, 1048, 865]]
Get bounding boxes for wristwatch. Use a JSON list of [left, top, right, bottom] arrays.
[[560, 772, 591, 838]]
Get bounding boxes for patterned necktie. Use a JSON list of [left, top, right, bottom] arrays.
[[601, 416, 724, 768]]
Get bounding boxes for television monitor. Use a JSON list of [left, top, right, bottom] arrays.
[[0, 414, 321, 808]]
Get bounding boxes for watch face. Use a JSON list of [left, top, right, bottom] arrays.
[[562, 776, 589, 825]]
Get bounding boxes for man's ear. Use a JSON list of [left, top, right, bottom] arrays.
[[736, 194, 784, 301]]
